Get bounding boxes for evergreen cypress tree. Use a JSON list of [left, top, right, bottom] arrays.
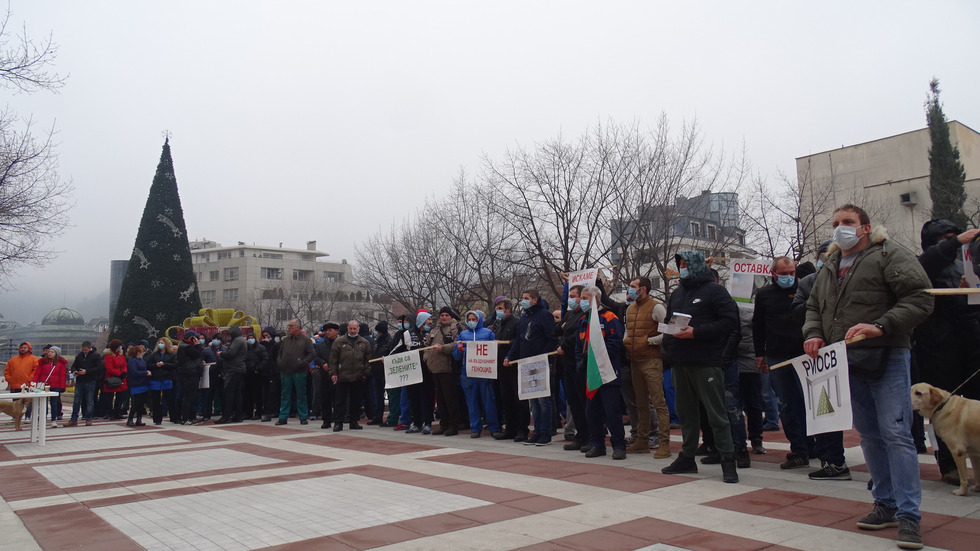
[[110, 139, 201, 343], [925, 78, 968, 228]]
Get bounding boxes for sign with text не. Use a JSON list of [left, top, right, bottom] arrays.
[[567, 268, 598, 289], [465, 341, 498, 379], [517, 353, 551, 400], [788, 340, 852, 436], [729, 258, 772, 303], [383, 350, 423, 389]]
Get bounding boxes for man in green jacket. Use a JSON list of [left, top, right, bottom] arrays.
[[803, 204, 933, 550], [328, 320, 373, 432], [276, 320, 315, 426]]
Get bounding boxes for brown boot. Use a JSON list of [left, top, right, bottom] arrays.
[[626, 441, 650, 454], [64, 420, 78, 427], [654, 441, 672, 459]]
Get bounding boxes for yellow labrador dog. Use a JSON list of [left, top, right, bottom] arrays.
[[0, 397, 26, 431], [911, 382, 980, 496]]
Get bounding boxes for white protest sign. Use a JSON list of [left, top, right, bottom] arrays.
[[465, 341, 497, 379], [517, 353, 551, 400], [729, 258, 771, 303], [963, 244, 980, 305], [199, 362, 215, 389], [383, 350, 423, 389], [567, 268, 598, 289], [788, 340, 852, 436]]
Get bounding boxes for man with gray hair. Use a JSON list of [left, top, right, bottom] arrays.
[[328, 320, 373, 431], [276, 320, 315, 426]]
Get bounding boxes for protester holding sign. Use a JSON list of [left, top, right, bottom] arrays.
[[804, 204, 933, 550], [661, 251, 740, 483], [559, 285, 590, 452], [388, 312, 427, 433], [426, 307, 462, 436], [576, 285, 626, 460], [327, 321, 373, 432], [453, 310, 504, 439], [504, 290, 558, 445], [914, 219, 980, 485]]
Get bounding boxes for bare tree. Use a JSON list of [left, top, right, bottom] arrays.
[[0, 8, 71, 285]]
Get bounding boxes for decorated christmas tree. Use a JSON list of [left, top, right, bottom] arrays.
[[110, 138, 201, 343]]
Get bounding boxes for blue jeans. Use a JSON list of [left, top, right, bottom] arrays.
[[768, 355, 815, 457], [460, 375, 500, 433], [279, 372, 308, 420], [586, 382, 626, 450], [529, 396, 553, 441], [851, 349, 921, 521], [760, 372, 780, 425], [399, 386, 413, 425], [71, 381, 97, 421], [663, 368, 679, 423]]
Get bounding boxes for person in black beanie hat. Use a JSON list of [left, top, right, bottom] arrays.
[[369, 321, 393, 425]]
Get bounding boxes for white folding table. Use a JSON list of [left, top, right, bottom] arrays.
[[0, 391, 59, 445]]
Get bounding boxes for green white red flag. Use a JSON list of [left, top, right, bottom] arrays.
[[585, 297, 616, 399]]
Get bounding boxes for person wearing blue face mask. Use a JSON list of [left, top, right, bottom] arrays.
[[503, 289, 559, 445], [453, 310, 503, 439], [558, 285, 590, 451], [491, 298, 524, 440]]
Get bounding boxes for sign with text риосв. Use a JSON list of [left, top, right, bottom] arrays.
[[383, 350, 423, 389], [788, 340, 852, 436], [517, 353, 551, 400], [567, 268, 598, 289], [465, 341, 498, 379], [729, 258, 772, 303]]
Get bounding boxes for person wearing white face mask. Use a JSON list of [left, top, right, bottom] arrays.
[[803, 204, 933, 549]]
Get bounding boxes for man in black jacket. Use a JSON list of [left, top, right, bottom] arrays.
[[492, 299, 524, 440], [915, 219, 980, 484], [66, 341, 103, 426], [215, 325, 247, 424], [558, 286, 589, 451], [661, 251, 739, 483], [314, 323, 340, 429], [504, 290, 558, 445], [369, 321, 393, 425]]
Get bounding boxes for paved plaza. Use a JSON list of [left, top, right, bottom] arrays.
[[1, 416, 978, 551]]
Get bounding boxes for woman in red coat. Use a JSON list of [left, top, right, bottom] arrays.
[[102, 339, 129, 420], [33, 345, 68, 425]]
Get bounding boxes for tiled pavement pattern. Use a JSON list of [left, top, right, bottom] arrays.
[[0, 414, 978, 551]]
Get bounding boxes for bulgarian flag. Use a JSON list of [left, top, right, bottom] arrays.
[[585, 296, 617, 399]]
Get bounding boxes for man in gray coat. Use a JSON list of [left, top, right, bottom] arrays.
[[215, 325, 247, 424]]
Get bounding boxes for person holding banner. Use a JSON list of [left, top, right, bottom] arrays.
[[504, 290, 558, 445], [453, 310, 504, 439], [804, 204, 933, 550], [327, 321, 373, 431], [427, 307, 462, 436], [576, 285, 627, 460], [914, 219, 980, 485], [559, 285, 590, 452], [660, 251, 740, 483]]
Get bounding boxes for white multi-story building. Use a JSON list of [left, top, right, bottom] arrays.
[[189, 240, 383, 331]]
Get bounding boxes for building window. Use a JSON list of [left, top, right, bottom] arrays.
[[223, 288, 239, 302], [261, 267, 283, 280], [737, 233, 745, 246], [223, 267, 239, 282], [261, 288, 281, 299], [239, 249, 245, 257], [707, 225, 717, 240], [275, 308, 290, 322], [323, 271, 343, 282], [209, 270, 219, 282], [201, 290, 215, 305], [293, 269, 313, 282], [217, 251, 232, 260], [260, 252, 283, 259], [690, 221, 701, 237], [650, 277, 661, 290]]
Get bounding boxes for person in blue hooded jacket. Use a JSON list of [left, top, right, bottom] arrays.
[[454, 310, 504, 439]]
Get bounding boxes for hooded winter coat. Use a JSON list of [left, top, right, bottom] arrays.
[[917, 219, 979, 329], [33, 356, 68, 388], [71, 348, 104, 385], [222, 326, 247, 374], [5, 343, 38, 389], [103, 351, 129, 393], [753, 277, 805, 358], [661, 251, 739, 369], [452, 310, 496, 369], [176, 339, 204, 378], [804, 226, 933, 349], [328, 334, 372, 382]]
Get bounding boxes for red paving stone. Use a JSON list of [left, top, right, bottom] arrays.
[[17, 502, 143, 551], [208, 423, 306, 436], [329, 523, 421, 550], [291, 434, 441, 455]]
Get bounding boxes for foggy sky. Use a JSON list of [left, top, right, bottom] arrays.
[[3, 1, 980, 324]]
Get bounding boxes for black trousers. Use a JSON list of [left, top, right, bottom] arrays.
[[405, 369, 435, 426], [222, 370, 244, 421], [320, 368, 335, 422], [129, 392, 147, 422], [432, 372, 460, 429], [563, 368, 589, 444], [149, 388, 176, 424], [499, 364, 530, 436], [179, 375, 200, 422], [334, 379, 364, 424], [244, 369, 263, 418], [262, 371, 281, 416], [371, 363, 386, 423]]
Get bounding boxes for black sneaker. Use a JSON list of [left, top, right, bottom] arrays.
[[611, 448, 626, 460], [275, 419, 287, 425], [721, 456, 739, 483], [751, 438, 766, 455], [896, 518, 923, 549], [856, 502, 899, 530], [809, 462, 851, 481], [780, 452, 810, 470], [700, 453, 721, 465], [695, 443, 714, 456], [662, 454, 698, 475], [735, 449, 750, 469], [584, 446, 606, 458]]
